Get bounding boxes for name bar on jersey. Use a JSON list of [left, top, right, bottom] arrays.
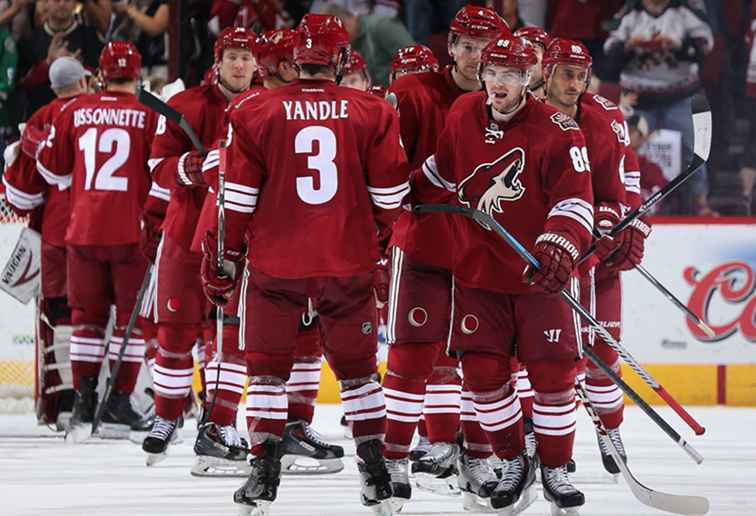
[[73, 107, 147, 129], [283, 100, 349, 121]]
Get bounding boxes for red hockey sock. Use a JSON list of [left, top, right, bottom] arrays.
[[383, 372, 425, 459], [70, 326, 106, 391], [109, 326, 145, 394], [586, 358, 624, 429], [424, 367, 461, 444], [460, 388, 491, 459], [153, 325, 197, 421], [286, 358, 321, 424]]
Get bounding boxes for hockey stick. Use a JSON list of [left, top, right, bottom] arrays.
[[579, 93, 711, 265], [574, 382, 710, 515], [415, 204, 705, 461], [91, 265, 154, 435], [200, 142, 227, 427], [137, 88, 206, 154]]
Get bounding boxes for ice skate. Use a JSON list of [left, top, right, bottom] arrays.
[[64, 376, 97, 444], [385, 458, 411, 513], [142, 416, 180, 466], [234, 440, 281, 516], [279, 420, 345, 475], [541, 463, 585, 516], [412, 442, 461, 497], [98, 392, 152, 440], [409, 434, 431, 461], [192, 422, 250, 477], [596, 427, 626, 480], [489, 453, 536, 515], [356, 440, 393, 514], [458, 451, 498, 512]]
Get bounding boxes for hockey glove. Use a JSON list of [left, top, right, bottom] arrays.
[[604, 218, 651, 272], [139, 212, 163, 263], [20, 124, 48, 158], [176, 150, 210, 188], [523, 232, 579, 294], [200, 231, 246, 306]]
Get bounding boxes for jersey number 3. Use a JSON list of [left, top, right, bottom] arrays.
[[78, 127, 131, 191], [295, 126, 337, 205]]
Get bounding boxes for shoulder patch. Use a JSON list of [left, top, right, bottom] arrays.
[[550, 112, 579, 131], [611, 119, 628, 145], [592, 94, 618, 111]]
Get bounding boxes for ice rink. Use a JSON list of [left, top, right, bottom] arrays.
[[1, 404, 754, 516]]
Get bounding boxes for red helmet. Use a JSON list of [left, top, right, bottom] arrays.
[[448, 5, 509, 45], [294, 14, 350, 68], [480, 36, 538, 70], [214, 26, 256, 64], [255, 29, 297, 78], [99, 41, 141, 81], [513, 26, 551, 50], [342, 50, 368, 76], [542, 38, 593, 74], [390, 44, 439, 78]]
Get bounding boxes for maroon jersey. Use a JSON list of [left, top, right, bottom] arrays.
[[3, 97, 76, 247], [36, 91, 158, 246], [413, 93, 594, 294], [149, 84, 229, 250], [388, 67, 467, 269], [190, 85, 267, 254], [222, 79, 410, 279]]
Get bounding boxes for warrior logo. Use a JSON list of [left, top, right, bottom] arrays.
[[458, 147, 526, 229], [611, 119, 628, 145]]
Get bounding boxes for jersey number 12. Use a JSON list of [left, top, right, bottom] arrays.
[[78, 127, 131, 191]]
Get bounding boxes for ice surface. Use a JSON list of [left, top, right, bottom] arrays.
[[1, 405, 754, 516]]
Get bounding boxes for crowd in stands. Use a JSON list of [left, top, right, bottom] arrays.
[[1, 0, 755, 215]]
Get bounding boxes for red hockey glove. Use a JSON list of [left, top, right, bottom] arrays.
[[595, 202, 622, 236], [20, 124, 48, 158], [200, 231, 246, 306], [605, 218, 651, 272], [139, 213, 163, 263], [374, 257, 390, 311], [176, 150, 209, 188], [523, 232, 579, 294]]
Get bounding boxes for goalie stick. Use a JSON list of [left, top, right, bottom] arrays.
[[91, 265, 154, 435], [200, 141, 227, 427], [137, 88, 206, 154], [579, 93, 711, 265], [415, 204, 706, 461], [575, 382, 710, 515]]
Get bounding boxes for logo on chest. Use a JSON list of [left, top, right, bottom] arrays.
[[458, 147, 526, 228]]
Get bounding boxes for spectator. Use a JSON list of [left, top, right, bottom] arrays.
[[0, 0, 33, 27], [310, 0, 399, 18], [112, 0, 170, 79], [402, 0, 465, 45], [0, 0, 19, 169], [546, 0, 624, 79], [486, 0, 525, 31], [740, 1, 756, 215], [627, 113, 668, 214], [323, 2, 413, 85], [16, 0, 106, 120], [604, 0, 714, 215]]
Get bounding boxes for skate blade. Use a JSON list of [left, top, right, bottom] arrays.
[[95, 423, 130, 440], [64, 424, 91, 444], [462, 492, 494, 513], [548, 504, 580, 516], [236, 500, 271, 516], [368, 500, 393, 516], [280, 455, 344, 475], [514, 484, 537, 514], [191, 456, 251, 477], [414, 472, 461, 497], [388, 497, 408, 513], [146, 452, 167, 466]]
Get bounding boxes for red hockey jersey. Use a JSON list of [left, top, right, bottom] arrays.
[[149, 84, 229, 250], [413, 92, 594, 294], [221, 79, 410, 278], [36, 91, 158, 246], [388, 67, 467, 269], [3, 96, 77, 247]]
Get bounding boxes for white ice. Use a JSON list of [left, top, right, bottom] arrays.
[[1, 405, 754, 516]]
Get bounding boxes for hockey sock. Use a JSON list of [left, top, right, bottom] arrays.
[[341, 377, 386, 443], [153, 325, 196, 421], [528, 360, 577, 467], [109, 326, 146, 394], [383, 372, 425, 459], [515, 368, 535, 420], [70, 325, 106, 390], [424, 366, 461, 444], [417, 415, 428, 438], [246, 377, 288, 455], [460, 388, 492, 458], [205, 358, 247, 426], [586, 355, 624, 429], [286, 357, 322, 424]]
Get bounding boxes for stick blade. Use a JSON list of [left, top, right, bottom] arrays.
[[691, 93, 712, 162]]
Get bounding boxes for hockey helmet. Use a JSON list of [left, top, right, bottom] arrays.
[[214, 26, 257, 64], [513, 26, 551, 50], [390, 44, 439, 80], [542, 38, 593, 80], [448, 5, 510, 47], [480, 36, 538, 70], [254, 28, 297, 78], [293, 14, 350, 69], [99, 41, 141, 81]]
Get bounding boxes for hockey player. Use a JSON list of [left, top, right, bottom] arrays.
[[341, 50, 371, 91], [513, 26, 551, 99], [410, 34, 594, 515], [2, 57, 89, 429], [199, 13, 409, 513], [382, 6, 507, 509], [36, 42, 157, 442], [140, 26, 256, 465], [190, 28, 345, 477], [389, 44, 439, 83]]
